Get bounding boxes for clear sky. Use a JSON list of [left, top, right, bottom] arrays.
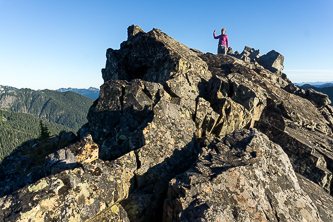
[[1, 0, 333, 90]]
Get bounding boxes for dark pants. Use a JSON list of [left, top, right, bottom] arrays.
[[218, 45, 227, 55]]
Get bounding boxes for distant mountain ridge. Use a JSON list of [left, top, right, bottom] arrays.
[[295, 81, 333, 88], [0, 88, 94, 131], [1, 85, 100, 100], [0, 85, 21, 94], [320, 83, 333, 88], [55, 87, 99, 99]]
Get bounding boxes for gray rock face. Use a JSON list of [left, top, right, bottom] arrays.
[[102, 25, 210, 88], [0, 94, 16, 107], [306, 88, 332, 108], [120, 97, 200, 221], [164, 129, 322, 222], [284, 83, 332, 108], [87, 79, 164, 150], [1, 25, 333, 221], [257, 49, 285, 74]]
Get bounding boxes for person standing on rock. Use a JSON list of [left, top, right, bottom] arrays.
[[213, 28, 229, 55]]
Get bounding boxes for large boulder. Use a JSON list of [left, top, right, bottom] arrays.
[[306, 88, 332, 108], [164, 129, 324, 221], [97, 25, 333, 220], [102, 25, 211, 85], [257, 49, 284, 74]]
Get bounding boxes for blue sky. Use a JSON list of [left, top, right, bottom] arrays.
[[1, 0, 333, 90]]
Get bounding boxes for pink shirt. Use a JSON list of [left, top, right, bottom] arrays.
[[214, 32, 229, 48]]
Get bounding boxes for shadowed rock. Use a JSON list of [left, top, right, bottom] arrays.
[[0, 151, 137, 221]]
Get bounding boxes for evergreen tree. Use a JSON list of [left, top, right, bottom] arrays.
[[39, 120, 51, 140], [0, 110, 71, 161]]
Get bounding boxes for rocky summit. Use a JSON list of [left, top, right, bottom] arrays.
[[1, 25, 333, 221]]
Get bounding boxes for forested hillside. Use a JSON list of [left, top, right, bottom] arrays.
[[0, 110, 71, 161], [0, 89, 94, 131]]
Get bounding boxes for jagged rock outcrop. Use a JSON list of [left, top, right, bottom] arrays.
[[257, 49, 284, 74], [1, 25, 333, 221], [284, 82, 332, 108], [235, 46, 260, 63]]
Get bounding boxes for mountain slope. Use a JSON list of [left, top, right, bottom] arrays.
[[0, 109, 71, 161], [0, 89, 94, 131]]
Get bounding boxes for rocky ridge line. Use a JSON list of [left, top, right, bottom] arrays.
[[1, 25, 333, 221]]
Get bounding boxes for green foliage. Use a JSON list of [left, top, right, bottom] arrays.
[[0, 89, 94, 132], [0, 110, 71, 161], [39, 120, 51, 141], [0, 89, 94, 161]]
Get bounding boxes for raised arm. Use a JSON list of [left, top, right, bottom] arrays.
[[213, 30, 219, 39]]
